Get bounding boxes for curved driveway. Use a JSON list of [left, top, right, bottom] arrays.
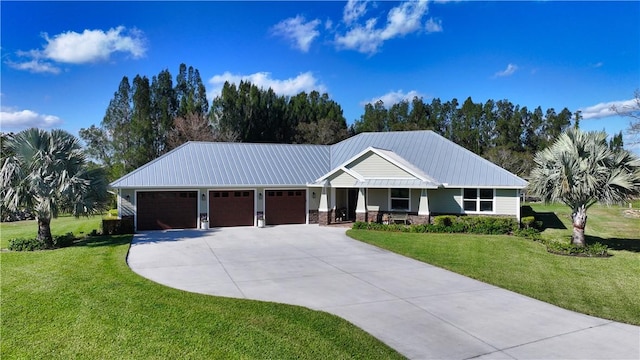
[[127, 225, 639, 360]]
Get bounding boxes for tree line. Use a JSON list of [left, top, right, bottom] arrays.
[[80, 64, 627, 182], [81, 64, 348, 180]]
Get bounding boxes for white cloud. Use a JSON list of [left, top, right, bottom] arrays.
[[381, 0, 429, 40], [425, 17, 443, 33], [579, 98, 639, 120], [361, 90, 425, 107], [335, 0, 430, 54], [343, 0, 369, 25], [208, 71, 327, 98], [6, 59, 61, 74], [335, 18, 383, 54], [0, 108, 63, 130], [494, 63, 518, 77], [271, 16, 321, 52], [8, 26, 145, 73]]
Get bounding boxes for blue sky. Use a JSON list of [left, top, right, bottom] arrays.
[[1, 1, 639, 151]]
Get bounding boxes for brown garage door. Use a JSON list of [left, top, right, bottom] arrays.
[[137, 191, 197, 230], [209, 190, 254, 227], [265, 190, 306, 225]]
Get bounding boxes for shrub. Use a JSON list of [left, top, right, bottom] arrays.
[[8, 232, 77, 251], [433, 215, 456, 227], [353, 216, 518, 236], [521, 216, 536, 229], [52, 232, 76, 248], [458, 216, 518, 235], [545, 240, 609, 257], [513, 227, 541, 240], [8, 238, 45, 251]]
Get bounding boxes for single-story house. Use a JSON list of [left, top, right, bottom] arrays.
[[110, 130, 528, 231]]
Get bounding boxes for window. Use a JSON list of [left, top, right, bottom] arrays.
[[463, 188, 494, 212], [390, 188, 410, 211]]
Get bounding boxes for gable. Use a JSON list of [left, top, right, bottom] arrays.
[[348, 152, 414, 178], [327, 170, 358, 187]]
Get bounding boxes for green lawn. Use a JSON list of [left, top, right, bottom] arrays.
[[348, 203, 640, 325], [0, 214, 104, 249], [1, 218, 402, 359]]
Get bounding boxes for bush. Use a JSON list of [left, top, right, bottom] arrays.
[[353, 216, 518, 236], [8, 237, 45, 251], [513, 227, 541, 240], [8, 232, 76, 251], [52, 232, 76, 248], [458, 216, 518, 235], [521, 216, 536, 229], [545, 240, 610, 257], [433, 215, 456, 227]]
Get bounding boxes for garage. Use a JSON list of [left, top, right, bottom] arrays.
[[137, 191, 197, 230], [265, 190, 306, 225], [209, 190, 254, 227]]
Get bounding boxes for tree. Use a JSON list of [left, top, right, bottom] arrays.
[[611, 89, 640, 145], [167, 113, 238, 149], [528, 128, 640, 247], [1, 129, 109, 248]]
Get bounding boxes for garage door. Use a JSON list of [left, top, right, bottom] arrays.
[[137, 191, 197, 230], [209, 190, 254, 227], [265, 190, 306, 225]]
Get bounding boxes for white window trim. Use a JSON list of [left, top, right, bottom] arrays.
[[461, 188, 496, 214], [389, 188, 411, 211]]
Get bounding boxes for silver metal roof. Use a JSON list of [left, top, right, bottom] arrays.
[[110, 142, 330, 188], [110, 130, 527, 189], [331, 131, 528, 188]]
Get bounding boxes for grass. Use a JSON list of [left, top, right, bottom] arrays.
[[1, 218, 402, 359], [0, 214, 104, 249], [347, 203, 640, 326]]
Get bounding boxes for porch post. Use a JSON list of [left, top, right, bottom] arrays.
[[417, 188, 430, 224], [355, 187, 367, 222], [318, 184, 331, 225]]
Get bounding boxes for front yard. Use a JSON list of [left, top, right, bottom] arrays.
[[348, 203, 640, 325], [0, 218, 402, 359]]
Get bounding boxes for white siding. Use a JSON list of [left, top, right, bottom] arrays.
[[349, 153, 413, 178], [308, 189, 320, 211], [120, 189, 135, 217], [428, 188, 462, 214], [367, 188, 387, 211], [495, 189, 518, 215], [328, 171, 357, 187]]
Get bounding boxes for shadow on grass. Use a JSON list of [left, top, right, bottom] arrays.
[[587, 236, 640, 253], [521, 205, 567, 230], [73, 228, 223, 248], [74, 234, 132, 248]]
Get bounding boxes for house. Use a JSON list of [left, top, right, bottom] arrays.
[[110, 130, 528, 231]]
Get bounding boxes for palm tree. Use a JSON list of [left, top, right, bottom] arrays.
[[1, 128, 109, 248], [529, 128, 640, 247]]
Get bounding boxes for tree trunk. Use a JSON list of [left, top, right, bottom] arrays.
[[571, 205, 587, 247], [37, 217, 53, 249]]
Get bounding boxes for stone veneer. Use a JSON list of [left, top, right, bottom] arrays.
[[308, 210, 319, 224], [319, 210, 334, 225], [355, 212, 367, 222]]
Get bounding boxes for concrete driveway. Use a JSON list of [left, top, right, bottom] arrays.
[[127, 225, 639, 360]]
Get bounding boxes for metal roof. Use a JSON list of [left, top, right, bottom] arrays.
[[110, 130, 528, 189], [110, 142, 330, 188], [330, 131, 528, 188]]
